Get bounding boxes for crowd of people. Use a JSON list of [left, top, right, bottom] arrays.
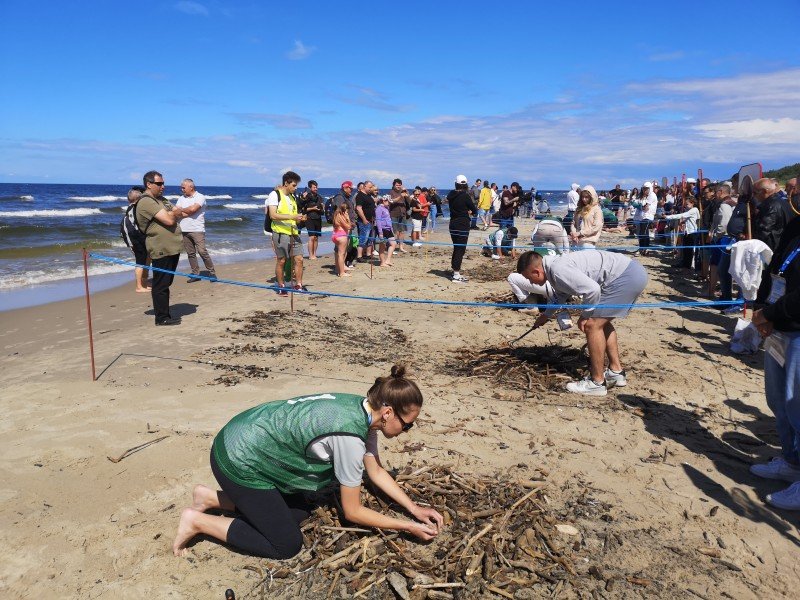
[[123, 168, 799, 515]]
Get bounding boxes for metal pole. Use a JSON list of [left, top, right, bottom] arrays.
[[82, 249, 97, 381]]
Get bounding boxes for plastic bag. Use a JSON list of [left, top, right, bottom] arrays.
[[730, 318, 762, 354]]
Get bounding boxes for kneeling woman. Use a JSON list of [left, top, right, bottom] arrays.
[[173, 365, 443, 558]]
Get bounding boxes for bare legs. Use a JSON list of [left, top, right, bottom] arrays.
[[334, 237, 349, 276], [172, 484, 236, 556], [583, 318, 622, 382], [379, 240, 396, 267], [135, 263, 151, 293], [308, 236, 319, 259]]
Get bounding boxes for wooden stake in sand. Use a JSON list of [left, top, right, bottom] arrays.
[[82, 248, 97, 382]]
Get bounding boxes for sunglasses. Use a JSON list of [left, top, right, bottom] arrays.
[[149, 181, 165, 187], [384, 403, 414, 431]]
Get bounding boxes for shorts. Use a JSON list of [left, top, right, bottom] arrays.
[[411, 219, 422, 233], [380, 228, 395, 243], [392, 216, 405, 235], [477, 208, 489, 219], [305, 219, 322, 237], [357, 222, 374, 247], [132, 243, 148, 266], [272, 233, 304, 259], [590, 260, 648, 319]]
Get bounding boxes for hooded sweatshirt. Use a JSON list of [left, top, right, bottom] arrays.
[[574, 185, 604, 244]]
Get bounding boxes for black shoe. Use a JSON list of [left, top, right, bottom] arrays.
[[209, 276, 218, 282], [187, 276, 201, 283], [156, 317, 182, 326]]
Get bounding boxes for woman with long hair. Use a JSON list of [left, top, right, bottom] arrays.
[[571, 185, 604, 248], [173, 365, 443, 558]]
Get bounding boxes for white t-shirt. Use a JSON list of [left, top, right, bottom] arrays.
[[643, 191, 658, 220], [567, 190, 580, 211], [176, 192, 206, 233], [264, 190, 280, 210]]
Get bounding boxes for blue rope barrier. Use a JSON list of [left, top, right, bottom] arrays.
[[88, 253, 745, 312]]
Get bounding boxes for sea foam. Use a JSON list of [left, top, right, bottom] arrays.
[[223, 203, 261, 210], [68, 195, 126, 202], [0, 208, 103, 218]]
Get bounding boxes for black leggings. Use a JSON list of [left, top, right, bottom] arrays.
[[450, 225, 469, 271], [211, 451, 311, 559]]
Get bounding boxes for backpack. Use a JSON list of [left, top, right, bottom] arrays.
[[120, 203, 148, 249], [263, 189, 296, 233]]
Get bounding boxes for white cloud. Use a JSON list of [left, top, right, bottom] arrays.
[[174, 1, 209, 16], [286, 40, 315, 60], [693, 118, 800, 144]]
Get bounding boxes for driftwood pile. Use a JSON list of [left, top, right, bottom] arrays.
[[239, 465, 579, 599], [449, 345, 588, 394]]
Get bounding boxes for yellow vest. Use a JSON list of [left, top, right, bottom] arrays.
[[271, 189, 299, 235]]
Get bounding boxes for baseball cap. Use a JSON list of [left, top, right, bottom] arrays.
[[455, 174, 467, 185], [642, 181, 652, 188], [341, 180, 353, 188], [532, 247, 557, 258]]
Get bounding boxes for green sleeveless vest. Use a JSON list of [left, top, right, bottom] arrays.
[[212, 393, 370, 492]]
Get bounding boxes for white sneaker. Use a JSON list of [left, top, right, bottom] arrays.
[[413, 242, 422, 247], [604, 368, 627, 388], [491, 254, 500, 260], [372, 250, 379, 257], [767, 481, 800, 510], [566, 378, 607, 396], [750, 457, 800, 482], [452, 273, 468, 283]]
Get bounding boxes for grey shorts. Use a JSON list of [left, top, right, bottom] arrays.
[[591, 260, 648, 319], [272, 233, 304, 259]]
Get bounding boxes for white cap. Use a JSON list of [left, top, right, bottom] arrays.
[[642, 181, 652, 188], [455, 174, 467, 185], [686, 178, 696, 184]]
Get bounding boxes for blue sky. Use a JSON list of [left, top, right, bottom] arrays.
[[1, 0, 798, 189]]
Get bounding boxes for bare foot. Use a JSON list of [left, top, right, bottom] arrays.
[[191, 484, 217, 511], [338, 273, 352, 277], [135, 288, 149, 293], [173, 508, 200, 556], [309, 256, 318, 260]]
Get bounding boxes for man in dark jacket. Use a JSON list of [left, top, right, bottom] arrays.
[[750, 184, 800, 511], [754, 178, 794, 303]]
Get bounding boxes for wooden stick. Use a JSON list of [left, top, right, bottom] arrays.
[[414, 582, 467, 589], [107, 436, 169, 463], [460, 523, 492, 559], [353, 575, 386, 598]]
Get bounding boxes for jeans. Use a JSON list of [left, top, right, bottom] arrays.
[[151, 254, 180, 323], [182, 231, 216, 276], [357, 222, 373, 248], [764, 332, 800, 464], [637, 220, 651, 248]]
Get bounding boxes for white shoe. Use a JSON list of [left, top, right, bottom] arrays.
[[452, 273, 468, 283], [750, 457, 800, 482], [767, 481, 800, 510], [566, 378, 607, 396], [491, 254, 500, 260], [372, 250, 379, 256], [604, 368, 627, 388], [413, 242, 422, 248]]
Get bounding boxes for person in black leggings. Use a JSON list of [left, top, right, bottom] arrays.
[[172, 365, 444, 558], [446, 175, 477, 282]]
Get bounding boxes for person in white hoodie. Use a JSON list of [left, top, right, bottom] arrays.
[[664, 196, 700, 269], [517, 249, 648, 396], [565, 183, 580, 233], [634, 182, 657, 253]]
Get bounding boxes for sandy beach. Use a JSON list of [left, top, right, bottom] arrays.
[[1, 226, 798, 599]]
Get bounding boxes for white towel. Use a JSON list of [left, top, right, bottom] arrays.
[[728, 239, 773, 301]]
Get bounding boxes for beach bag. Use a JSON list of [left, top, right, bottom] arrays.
[[120, 203, 147, 249], [730, 318, 762, 355]]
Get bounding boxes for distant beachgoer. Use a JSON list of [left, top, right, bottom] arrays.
[[469, 178, 482, 230], [265, 171, 306, 295], [301, 180, 325, 260], [172, 365, 444, 558], [177, 178, 217, 283], [136, 170, 184, 326], [484, 226, 518, 260], [409, 187, 424, 247], [750, 203, 800, 511], [375, 196, 396, 267], [332, 203, 352, 277], [518, 249, 648, 396], [571, 185, 603, 249], [477, 181, 492, 230], [389, 178, 410, 253], [123, 185, 150, 293], [355, 181, 377, 261], [499, 182, 521, 229], [447, 175, 477, 283], [565, 183, 580, 233], [664, 196, 700, 270], [633, 181, 657, 254]]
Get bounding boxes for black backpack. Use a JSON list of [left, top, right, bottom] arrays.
[[120, 203, 148, 249]]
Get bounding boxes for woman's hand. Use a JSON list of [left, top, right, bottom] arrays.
[[410, 504, 444, 532], [405, 520, 439, 541]]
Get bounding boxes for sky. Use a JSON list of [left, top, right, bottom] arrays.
[[1, 0, 799, 189]]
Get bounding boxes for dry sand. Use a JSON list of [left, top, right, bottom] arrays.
[[1, 226, 798, 598]]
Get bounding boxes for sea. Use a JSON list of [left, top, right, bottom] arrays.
[[0, 183, 569, 311]]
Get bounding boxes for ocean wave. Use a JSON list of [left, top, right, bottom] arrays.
[[68, 195, 127, 201], [0, 194, 34, 201], [204, 194, 233, 200], [0, 262, 130, 290], [223, 203, 262, 210], [212, 247, 263, 256], [0, 208, 103, 218], [251, 194, 270, 199]]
